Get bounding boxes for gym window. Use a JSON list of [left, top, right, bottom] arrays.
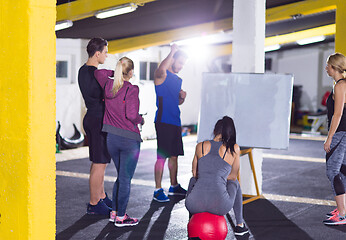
[[140, 61, 158, 81]]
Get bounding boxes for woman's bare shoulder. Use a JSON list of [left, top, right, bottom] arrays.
[[335, 79, 346, 89], [196, 140, 211, 147], [196, 141, 211, 156], [234, 144, 240, 154]]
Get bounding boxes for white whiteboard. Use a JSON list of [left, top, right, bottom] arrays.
[[197, 73, 294, 149]]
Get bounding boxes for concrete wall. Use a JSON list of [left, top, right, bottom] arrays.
[[266, 42, 335, 112], [56, 38, 88, 137]]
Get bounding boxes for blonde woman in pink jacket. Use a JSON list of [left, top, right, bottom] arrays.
[[95, 57, 144, 227]]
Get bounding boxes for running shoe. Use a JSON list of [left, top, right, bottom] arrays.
[[234, 224, 249, 236], [114, 214, 139, 227], [168, 184, 187, 196], [109, 211, 116, 222], [323, 214, 346, 225], [103, 192, 112, 208], [326, 208, 339, 218], [153, 188, 170, 202], [86, 200, 111, 215]]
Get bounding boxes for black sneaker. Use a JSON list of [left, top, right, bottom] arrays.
[[86, 200, 111, 215], [114, 214, 139, 227], [234, 224, 249, 236], [168, 184, 187, 196], [102, 192, 112, 208]]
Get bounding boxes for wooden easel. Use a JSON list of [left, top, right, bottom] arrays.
[[238, 148, 262, 204]]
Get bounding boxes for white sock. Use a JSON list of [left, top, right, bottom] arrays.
[[117, 215, 125, 220]]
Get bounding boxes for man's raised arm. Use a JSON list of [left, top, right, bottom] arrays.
[[154, 44, 179, 85]]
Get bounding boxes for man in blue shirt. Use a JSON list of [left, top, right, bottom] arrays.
[[153, 44, 188, 202]]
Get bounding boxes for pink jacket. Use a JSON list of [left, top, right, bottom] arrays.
[[94, 69, 143, 141]]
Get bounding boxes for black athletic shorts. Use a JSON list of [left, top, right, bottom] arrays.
[[155, 122, 184, 159], [83, 112, 111, 164]]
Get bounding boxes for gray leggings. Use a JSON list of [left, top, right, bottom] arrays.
[[326, 131, 346, 196], [186, 177, 244, 225], [231, 179, 244, 225]]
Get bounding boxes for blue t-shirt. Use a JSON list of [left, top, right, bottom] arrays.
[[154, 70, 182, 126]]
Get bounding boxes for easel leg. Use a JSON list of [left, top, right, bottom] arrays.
[[241, 148, 262, 204], [249, 150, 260, 196]]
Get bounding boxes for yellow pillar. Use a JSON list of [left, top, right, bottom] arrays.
[[0, 0, 56, 239], [335, 0, 346, 55]]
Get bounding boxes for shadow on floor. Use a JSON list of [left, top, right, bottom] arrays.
[[325, 225, 346, 233], [56, 214, 108, 240], [94, 195, 185, 240], [243, 199, 313, 240]]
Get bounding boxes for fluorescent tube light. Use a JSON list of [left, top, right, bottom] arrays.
[[264, 44, 281, 52], [95, 3, 137, 19], [55, 20, 73, 31], [174, 31, 233, 46], [296, 35, 326, 45]]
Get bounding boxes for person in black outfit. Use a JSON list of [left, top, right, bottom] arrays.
[[78, 38, 112, 215], [323, 52, 346, 225]]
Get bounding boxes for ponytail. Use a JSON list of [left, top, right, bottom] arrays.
[[214, 116, 236, 155], [112, 60, 124, 96], [221, 117, 236, 154]]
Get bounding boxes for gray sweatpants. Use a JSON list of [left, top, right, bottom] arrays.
[[326, 131, 346, 196], [186, 177, 244, 225]]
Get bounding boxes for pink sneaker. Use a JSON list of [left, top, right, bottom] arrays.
[[323, 214, 346, 225], [109, 211, 116, 222], [326, 208, 339, 218], [114, 214, 139, 227]]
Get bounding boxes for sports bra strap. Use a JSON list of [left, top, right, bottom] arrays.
[[222, 148, 227, 159]]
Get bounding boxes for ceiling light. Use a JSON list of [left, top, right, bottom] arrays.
[[264, 44, 281, 52], [55, 20, 73, 31], [95, 3, 138, 19], [291, 14, 303, 20], [296, 35, 326, 45], [174, 31, 233, 46]]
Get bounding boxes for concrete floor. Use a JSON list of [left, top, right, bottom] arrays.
[[56, 135, 346, 240]]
